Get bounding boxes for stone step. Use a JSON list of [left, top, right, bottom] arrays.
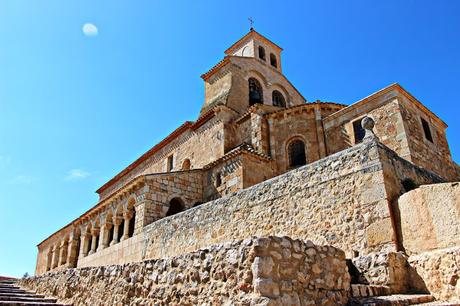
[[0, 296, 57, 303], [0, 293, 45, 299], [0, 302, 67, 306], [0, 288, 30, 294], [0, 284, 20, 289], [0, 285, 18, 289], [352, 284, 392, 297], [349, 294, 435, 305]]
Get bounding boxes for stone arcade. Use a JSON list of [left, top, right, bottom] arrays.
[[21, 29, 460, 305]]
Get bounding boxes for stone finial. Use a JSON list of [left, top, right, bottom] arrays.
[[361, 116, 379, 142]]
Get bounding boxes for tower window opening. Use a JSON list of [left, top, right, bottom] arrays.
[[258, 46, 266, 61], [248, 78, 263, 105], [270, 53, 277, 68], [421, 118, 433, 142]]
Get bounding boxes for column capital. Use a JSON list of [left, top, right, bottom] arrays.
[[91, 228, 100, 236], [123, 211, 133, 220], [112, 216, 123, 225]]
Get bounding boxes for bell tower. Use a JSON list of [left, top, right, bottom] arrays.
[[224, 28, 283, 73], [200, 29, 305, 116]]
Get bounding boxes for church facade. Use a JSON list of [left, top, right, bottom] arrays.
[[35, 29, 459, 276]]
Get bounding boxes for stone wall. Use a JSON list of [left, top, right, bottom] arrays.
[[137, 140, 441, 264], [323, 84, 458, 181], [398, 95, 459, 181], [36, 138, 444, 275], [21, 237, 350, 306], [352, 251, 409, 293], [324, 88, 407, 158], [398, 182, 460, 255], [408, 247, 460, 302]]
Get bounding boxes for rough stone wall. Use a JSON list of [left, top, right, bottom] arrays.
[[352, 251, 409, 293], [398, 95, 459, 180], [398, 183, 460, 255], [408, 247, 460, 302], [376, 140, 445, 253], [22, 237, 350, 306], [242, 154, 275, 189], [139, 140, 420, 263], [36, 139, 444, 276]]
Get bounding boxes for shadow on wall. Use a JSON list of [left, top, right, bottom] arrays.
[[391, 178, 419, 254]]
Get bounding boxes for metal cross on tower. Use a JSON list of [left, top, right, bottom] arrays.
[[248, 17, 254, 30]]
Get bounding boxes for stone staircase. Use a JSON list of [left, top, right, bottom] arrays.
[[348, 284, 457, 305], [0, 279, 66, 306]]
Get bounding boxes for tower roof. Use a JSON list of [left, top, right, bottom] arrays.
[[224, 28, 283, 55]]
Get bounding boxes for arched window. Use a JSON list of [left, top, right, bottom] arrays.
[[270, 53, 277, 68], [182, 159, 191, 170], [249, 78, 263, 105], [258, 46, 266, 60], [166, 198, 184, 216], [272, 90, 286, 107], [288, 139, 306, 168]]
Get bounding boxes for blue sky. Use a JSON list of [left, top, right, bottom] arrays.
[[1, 1, 459, 277]]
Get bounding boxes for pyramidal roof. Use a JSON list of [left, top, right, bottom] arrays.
[[224, 28, 283, 55]]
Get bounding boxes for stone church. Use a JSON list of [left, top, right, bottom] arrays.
[[24, 29, 460, 305]]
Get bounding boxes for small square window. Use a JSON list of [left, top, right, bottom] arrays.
[[421, 118, 433, 142], [353, 119, 365, 144]]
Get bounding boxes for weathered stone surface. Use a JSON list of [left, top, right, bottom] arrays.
[[21, 237, 350, 306], [399, 182, 460, 255], [352, 251, 409, 293], [408, 247, 460, 302]]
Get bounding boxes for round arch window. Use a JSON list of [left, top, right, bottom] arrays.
[[272, 90, 286, 107]]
